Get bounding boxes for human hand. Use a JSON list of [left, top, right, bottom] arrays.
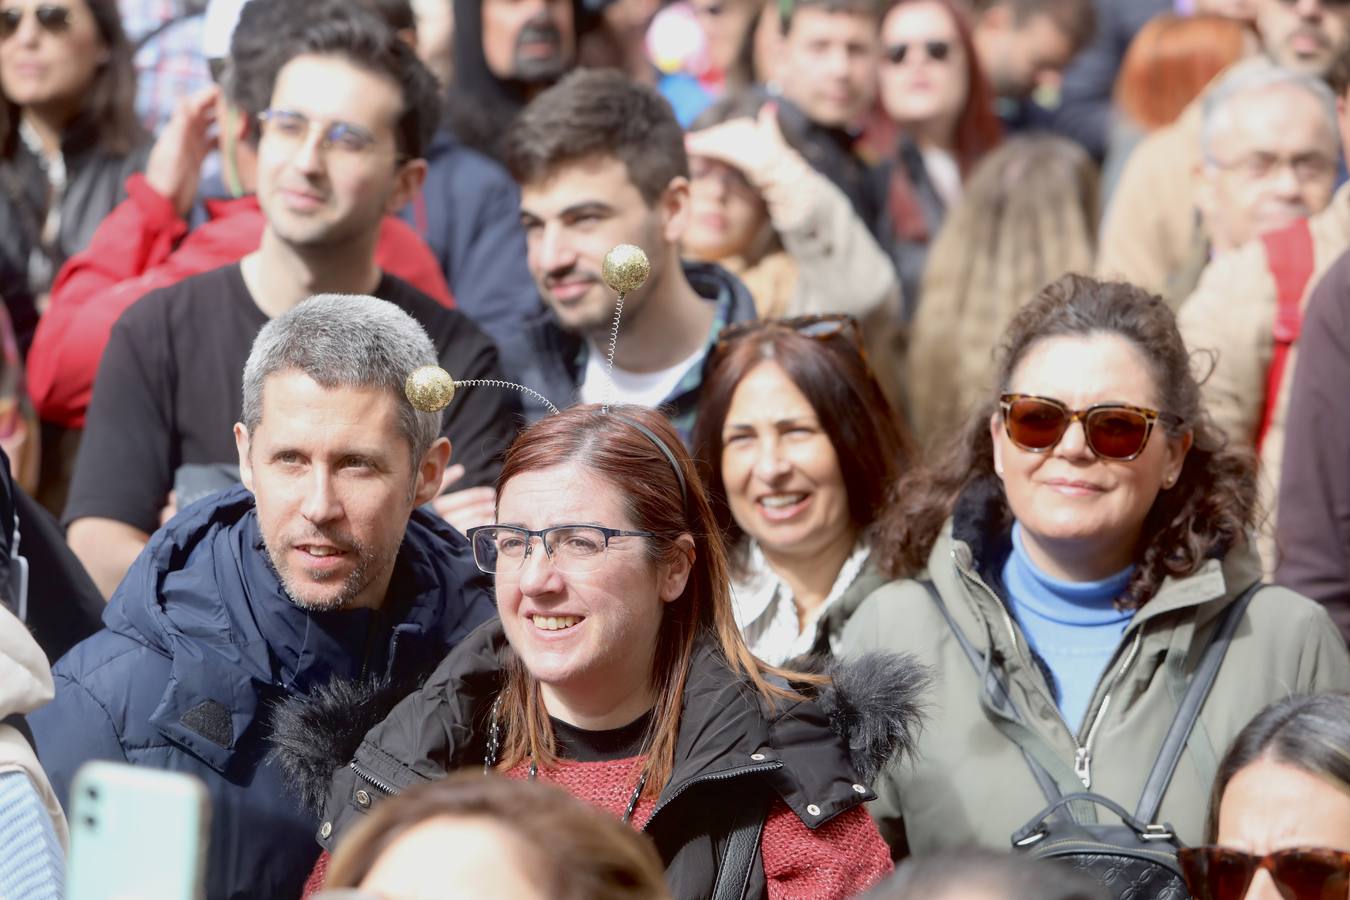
[[145, 85, 220, 218], [683, 102, 791, 186], [432, 464, 496, 534]]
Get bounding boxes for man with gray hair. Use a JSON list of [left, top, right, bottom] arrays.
[[1195, 65, 1341, 256], [28, 295, 496, 899]]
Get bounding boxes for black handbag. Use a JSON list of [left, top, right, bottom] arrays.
[[924, 579, 1259, 900]]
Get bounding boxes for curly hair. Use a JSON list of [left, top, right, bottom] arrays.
[[874, 274, 1259, 610]]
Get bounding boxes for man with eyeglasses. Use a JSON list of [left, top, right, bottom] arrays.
[[56, 3, 517, 599], [1178, 48, 1350, 580], [1100, 0, 1350, 295], [29, 295, 497, 900], [1195, 66, 1341, 257]]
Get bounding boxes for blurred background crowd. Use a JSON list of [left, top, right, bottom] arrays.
[[5, 0, 1350, 897]]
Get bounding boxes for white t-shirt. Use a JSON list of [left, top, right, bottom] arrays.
[[579, 343, 707, 409]]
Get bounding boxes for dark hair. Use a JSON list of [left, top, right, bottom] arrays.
[[874, 274, 1259, 611], [364, 0, 416, 33], [228, 0, 440, 159], [1205, 694, 1350, 842], [998, 0, 1096, 55], [492, 404, 815, 794], [780, 0, 882, 34], [0, 0, 142, 157], [503, 69, 687, 205], [1327, 38, 1350, 95], [867, 849, 1108, 900], [323, 772, 671, 899], [691, 324, 912, 576]]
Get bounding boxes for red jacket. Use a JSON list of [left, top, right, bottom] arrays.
[[27, 174, 454, 429]]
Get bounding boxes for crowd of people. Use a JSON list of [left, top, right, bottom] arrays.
[[4, 0, 1350, 898]]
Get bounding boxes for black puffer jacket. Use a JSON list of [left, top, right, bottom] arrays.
[[273, 618, 928, 899], [0, 115, 147, 355]]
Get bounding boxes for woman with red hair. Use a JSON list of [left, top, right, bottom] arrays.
[[876, 0, 1002, 317]]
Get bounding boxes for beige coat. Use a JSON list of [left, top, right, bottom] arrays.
[[0, 603, 67, 850], [1177, 184, 1350, 573], [1096, 103, 1204, 294], [841, 524, 1350, 854]]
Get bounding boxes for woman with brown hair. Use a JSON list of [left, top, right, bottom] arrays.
[[875, 0, 1002, 316], [842, 275, 1350, 856], [0, 0, 145, 355], [905, 134, 1097, 448], [318, 773, 672, 900], [691, 315, 911, 665], [279, 404, 926, 899]]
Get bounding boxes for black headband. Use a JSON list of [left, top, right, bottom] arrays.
[[608, 412, 689, 510]]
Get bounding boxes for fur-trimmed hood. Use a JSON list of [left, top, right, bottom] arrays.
[[271, 618, 928, 826]]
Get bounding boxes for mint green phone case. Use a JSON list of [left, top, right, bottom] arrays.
[[67, 761, 211, 900]]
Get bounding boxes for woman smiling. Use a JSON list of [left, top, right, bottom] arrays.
[[283, 404, 926, 899], [842, 275, 1350, 856], [692, 315, 911, 665]]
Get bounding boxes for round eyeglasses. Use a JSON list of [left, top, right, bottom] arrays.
[[465, 524, 655, 577]]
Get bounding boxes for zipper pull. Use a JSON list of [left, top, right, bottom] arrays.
[[1074, 747, 1092, 789]]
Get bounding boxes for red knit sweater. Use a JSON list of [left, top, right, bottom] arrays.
[[303, 755, 893, 898]]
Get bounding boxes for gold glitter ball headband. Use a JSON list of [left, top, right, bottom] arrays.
[[405, 365, 456, 412]]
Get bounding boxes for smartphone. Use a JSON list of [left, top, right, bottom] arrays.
[[66, 761, 211, 900]]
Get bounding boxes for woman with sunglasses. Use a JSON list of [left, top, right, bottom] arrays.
[[876, 0, 1001, 317], [691, 314, 911, 666], [841, 274, 1350, 855], [1182, 693, 1350, 900], [280, 404, 925, 900], [0, 0, 143, 356]]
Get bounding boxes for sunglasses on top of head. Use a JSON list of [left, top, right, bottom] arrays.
[[1179, 845, 1350, 900], [999, 393, 1185, 462], [0, 4, 72, 38], [885, 40, 951, 65]]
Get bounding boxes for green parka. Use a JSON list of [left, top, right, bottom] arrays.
[[840, 505, 1350, 855]]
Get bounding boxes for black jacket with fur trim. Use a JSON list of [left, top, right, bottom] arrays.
[[272, 618, 928, 899]]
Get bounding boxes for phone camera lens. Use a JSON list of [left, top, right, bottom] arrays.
[[85, 786, 99, 800], [82, 815, 97, 829]]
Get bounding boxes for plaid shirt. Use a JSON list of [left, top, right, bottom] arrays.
[[120, 0, 211, 135]]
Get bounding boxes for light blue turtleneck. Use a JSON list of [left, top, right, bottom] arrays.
[[1001, 522, 1135, 732]]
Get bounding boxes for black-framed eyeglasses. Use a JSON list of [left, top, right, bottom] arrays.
[[466, 524, 656, 577], [0, 4, 72, 38], [885, 40, 951, 65], [257, 108, 384, 157], [999, 393, 1185, 462]]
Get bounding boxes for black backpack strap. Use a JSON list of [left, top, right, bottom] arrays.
[[1133, 581, 1261, 824], [710, 785, 768, 900], [920, 580, 1063, 805]]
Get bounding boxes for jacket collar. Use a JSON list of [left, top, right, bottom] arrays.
[[107, 485, 490, 776]]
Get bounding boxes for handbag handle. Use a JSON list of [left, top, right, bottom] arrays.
[[1011, 791, 1176, 848]]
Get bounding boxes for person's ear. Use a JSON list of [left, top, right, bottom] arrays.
[[387, 158, 429, 214], [661, 176, 692, 244], [413, 437, 453, 506], [234, 423, 255, 492], [1161, 429, 1194, 490], [989, 412, 1006, 479], [659, 534, 696, 603]]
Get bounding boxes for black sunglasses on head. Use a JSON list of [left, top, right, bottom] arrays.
[[885, 39, 951, 65], [0, 4, 72, 38]]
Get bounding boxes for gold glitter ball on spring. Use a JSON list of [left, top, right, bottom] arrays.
[[602, 244, 651, 294], [404, 365, 456, 412]]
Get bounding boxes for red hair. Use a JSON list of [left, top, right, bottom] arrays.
[[1115, 14, 1250, 132], [883, 0, 1002, 241]]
